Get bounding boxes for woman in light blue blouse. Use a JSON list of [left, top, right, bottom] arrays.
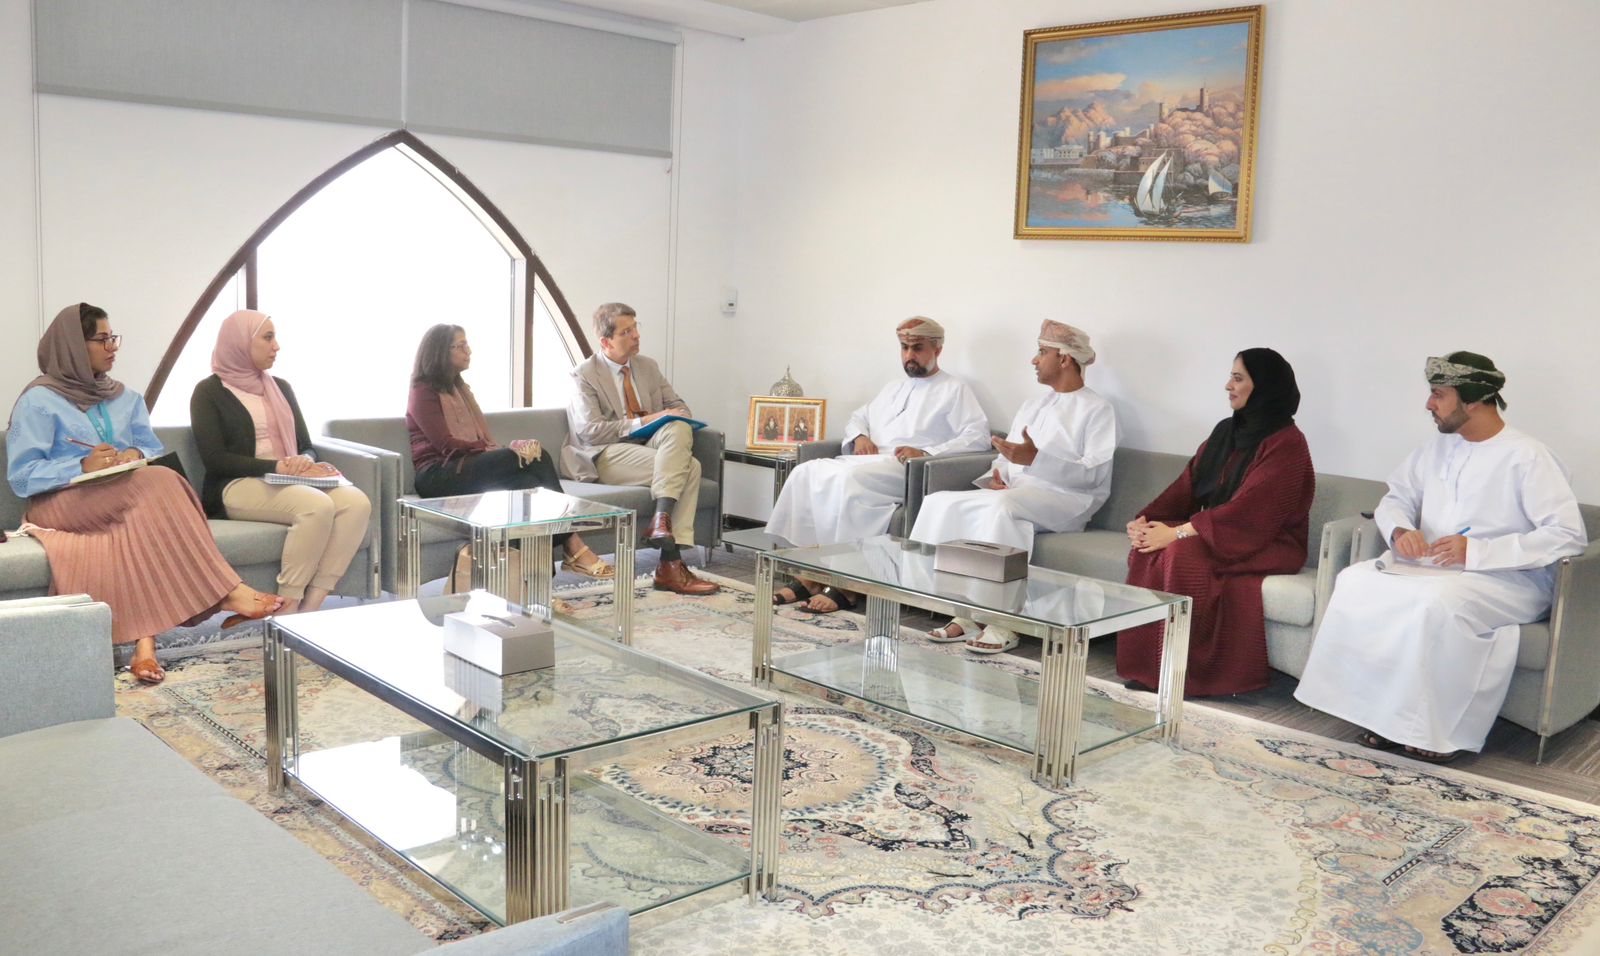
[[6, 304, 281, 683]]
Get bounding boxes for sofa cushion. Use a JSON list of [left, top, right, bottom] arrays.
[[0, 534, 50, 593], [1261, 569, 1317, 628], [208, 518, 291, 567], [1031, 529, 1129, 582], [1517, 621, 1551, 671], [0, 718, 427, 956]]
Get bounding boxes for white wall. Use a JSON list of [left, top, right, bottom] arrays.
[[673, 0, 1600, 499], [0, 0, 40, 398]]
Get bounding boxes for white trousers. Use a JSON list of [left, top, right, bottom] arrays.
[[766, 455, 905, 547], [910, 484, 1095, 553], [1294, 559, 1553, 753]]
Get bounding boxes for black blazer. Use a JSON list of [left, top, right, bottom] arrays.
[[189, 374, 314, 517]]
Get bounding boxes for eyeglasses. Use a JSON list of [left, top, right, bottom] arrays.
[[451, 343, 472, 352], [87, 334, 123, 348]]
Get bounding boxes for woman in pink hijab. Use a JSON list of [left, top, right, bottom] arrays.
[[190, 311, 372, 614]]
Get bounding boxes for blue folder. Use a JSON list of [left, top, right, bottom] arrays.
[[628, 414, 707, 442]]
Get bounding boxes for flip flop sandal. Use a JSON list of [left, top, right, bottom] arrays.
[[966, 628, 1020, 655], [773, 580, 812, 606], [561, 548, 616, 579], [1356, 730, 1401, 751], [928, 618, 974, 643], [1404, 746, 1460, 764]]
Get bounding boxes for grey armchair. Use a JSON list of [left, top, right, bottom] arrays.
[[324, 408, 723, 593], [1346, 503, 1600, 761], [792, 436, 988, 538]]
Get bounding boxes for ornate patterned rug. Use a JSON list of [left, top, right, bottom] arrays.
[[115, 573, 1600, 954]]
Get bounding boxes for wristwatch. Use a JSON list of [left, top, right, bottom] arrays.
[[1175, 527, 1194, 540]]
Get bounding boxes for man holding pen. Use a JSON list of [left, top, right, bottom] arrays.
[[1295, 352, 1586, 762]]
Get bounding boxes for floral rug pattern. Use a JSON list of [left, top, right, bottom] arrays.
[[115, 573, 1600, 954]]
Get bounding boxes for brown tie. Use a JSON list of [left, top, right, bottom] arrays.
[[621, 365, 646, 416]]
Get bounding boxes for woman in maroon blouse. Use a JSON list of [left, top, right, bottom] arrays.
[[406, 324, 612, 578], [1118, 348, 1314, 697]]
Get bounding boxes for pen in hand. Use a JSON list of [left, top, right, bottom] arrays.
[[64, 436, 98, 449]]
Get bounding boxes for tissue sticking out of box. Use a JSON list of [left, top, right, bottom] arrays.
[[444, 606, 555, 676], [933, 539, 1029, 582]]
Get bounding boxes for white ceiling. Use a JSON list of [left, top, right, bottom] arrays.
[[490, 0, 932, 38], [694, 0, 928, 21]]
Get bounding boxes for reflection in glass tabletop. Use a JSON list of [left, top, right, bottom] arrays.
[[404, 487, 631, 529], [772, 535, 1184, 637]]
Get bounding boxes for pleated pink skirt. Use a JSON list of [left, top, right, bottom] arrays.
[[26, 466, 240, 644]]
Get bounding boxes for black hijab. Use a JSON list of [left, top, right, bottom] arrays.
[[1191, 348, 1300, 509]]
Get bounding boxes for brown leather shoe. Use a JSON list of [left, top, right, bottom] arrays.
[[653, 559, 719, 595], [645, 512, 673, 542]]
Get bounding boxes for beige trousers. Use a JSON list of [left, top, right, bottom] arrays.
[[222, 478, 373, 599], [594, 421, 701, 546]]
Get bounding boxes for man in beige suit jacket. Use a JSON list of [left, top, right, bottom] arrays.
[[562, 303, 717, 595]]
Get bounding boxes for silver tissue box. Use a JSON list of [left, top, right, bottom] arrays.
[[443, 606, 554, 675], [933, 539, 1029, 582]]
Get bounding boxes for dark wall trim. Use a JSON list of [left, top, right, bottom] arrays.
[[146, 128, 591, 409]]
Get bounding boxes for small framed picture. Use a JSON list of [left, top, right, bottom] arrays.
[[747, 396, 827, 453]]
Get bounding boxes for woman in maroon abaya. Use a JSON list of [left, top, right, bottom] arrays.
[[1117, 348, 1314, 696]]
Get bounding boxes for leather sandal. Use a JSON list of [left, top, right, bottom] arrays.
[[804, 586, 857, 614], [965, 626, 1020, 655], [1404, 746, 1460, 764], [221, 592, 283, 630], [928, 618, 973, 643], [561, 545, 616, 580], [773, 580, 812, 606], [1356, 730, 1401, 751]]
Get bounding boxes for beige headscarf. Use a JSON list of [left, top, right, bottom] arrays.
[[1038, 320, 1096, 367], [9, 304, 127, 429]]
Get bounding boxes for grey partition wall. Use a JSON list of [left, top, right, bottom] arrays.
[[407, 0, 675, 156], [34, 0, 405, 125], [34, 0, 677, 157]]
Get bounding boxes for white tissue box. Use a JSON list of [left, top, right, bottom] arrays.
[[443, 608, 554, 675], [933, 539, 1030, 582]]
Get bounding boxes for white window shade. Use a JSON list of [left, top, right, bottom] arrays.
[[34, 0, 404, 125], [405, 0, 674, 157]]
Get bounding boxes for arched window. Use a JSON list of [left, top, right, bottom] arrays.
[[147, 131, 589, 425]]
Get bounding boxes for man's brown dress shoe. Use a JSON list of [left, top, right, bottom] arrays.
[[654, 559, 719, 595], [645, 512, 673, 542]]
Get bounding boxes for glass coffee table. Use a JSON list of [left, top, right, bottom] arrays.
[[397, 488, 635, 643], [753, 535, 1190, 787], [264, 592, 783, 924]]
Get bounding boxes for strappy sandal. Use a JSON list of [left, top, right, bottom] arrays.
[[804, 586, 857, 614], [561, 545, 616, 580], [928, 618, 974, 643], [128, 656, 166, 684], [966, 626, 1020, 655], [773, 579, 812, 606], [221, 593, 284, 630], [1356, 730, 1401, 751]]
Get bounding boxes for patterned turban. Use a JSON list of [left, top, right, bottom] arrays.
[[1038, 320, 1096, 367], [1426, 351, 1506, 409], [896, 316, 945, 344]]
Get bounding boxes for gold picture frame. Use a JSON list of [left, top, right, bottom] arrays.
[[1014, 5, 1264, 242], [747, 396, 827, 453]]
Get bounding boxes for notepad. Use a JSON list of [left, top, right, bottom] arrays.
[[68, 458, 146, 485], [628, 415, 707, 442], [264, 472, 348, 489], [1374, 550, 1461, 577]]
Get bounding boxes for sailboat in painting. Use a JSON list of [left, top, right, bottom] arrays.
[[1129, 152, 1180, 223], [1207, 168, 1235, 199]]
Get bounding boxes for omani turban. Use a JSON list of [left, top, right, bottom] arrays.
[[1426, 351, 1506, 409], [1038, 320, 1096, 367], [896, 316, 945, 344]]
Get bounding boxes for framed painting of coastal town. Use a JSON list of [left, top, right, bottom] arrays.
[[746, 396, 827, 453], [1015, 6, 1263, 242]]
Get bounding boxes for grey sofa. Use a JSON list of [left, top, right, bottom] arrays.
[[0, 426, 383, 604], [323, 408, 723, 594], [918, 447, 1600, 755], [0, 594, 628, 955]]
